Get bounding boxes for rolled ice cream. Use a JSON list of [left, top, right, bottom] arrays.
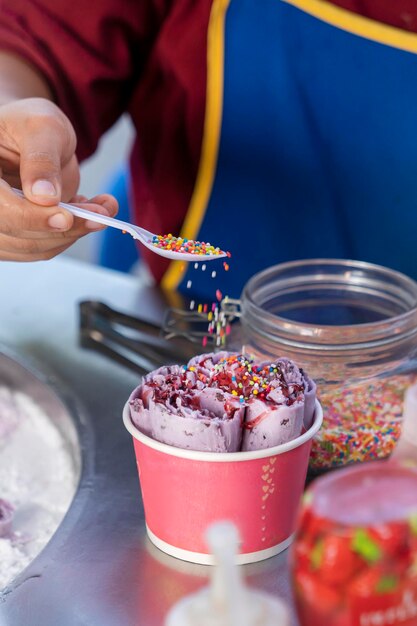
[[129, 362, 244, 452], [129, 352, 316, 453]]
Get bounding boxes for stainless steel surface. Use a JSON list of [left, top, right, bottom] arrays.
[[0, 258, 296, 626]]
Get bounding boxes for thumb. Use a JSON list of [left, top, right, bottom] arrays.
[[19, 131, 63, 206]]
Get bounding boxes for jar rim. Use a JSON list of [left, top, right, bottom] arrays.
[[241, 259, 417, 349]]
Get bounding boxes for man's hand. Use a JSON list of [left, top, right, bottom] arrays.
[[0, 183, 118, 261], [0, 97, 118, 261], [0, 97, 81, 202]]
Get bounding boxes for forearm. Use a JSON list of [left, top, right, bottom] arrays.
[[0, 51, 52, 106]]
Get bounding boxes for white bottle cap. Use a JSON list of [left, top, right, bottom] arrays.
[[403, 383, 417, 445], [164, 521, 290, 626]]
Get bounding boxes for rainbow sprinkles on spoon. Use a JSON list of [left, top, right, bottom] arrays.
[[11, 187, 228, 262], [150, 233, 227, 257]]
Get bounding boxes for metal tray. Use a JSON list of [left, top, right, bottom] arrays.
[[0, 259, 298, 626]]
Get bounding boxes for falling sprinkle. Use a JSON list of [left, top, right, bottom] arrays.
[[186, 280, 192, 289], [223, 262, 230, 271], [190, 300, 195, 310], [194, 263, 199, 269], [211, 271, 217, 278], [216, 289, 223, 302], [202, 264, 207, 271]]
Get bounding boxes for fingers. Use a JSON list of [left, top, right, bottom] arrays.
[[0, 232, 79, 261], [0, 184, 119, 237], [0, 187, 120, 261], [0, 180, 74, 235], [60, 153, 80, 202], [0, 98, 80, 205], [19, 133, 64, 206], [15, 104, 77, 206], [68, 193, 119, 231], [86, 194, 119, 217]]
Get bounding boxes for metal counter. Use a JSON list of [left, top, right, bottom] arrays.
[[0, 258, 296, 626]]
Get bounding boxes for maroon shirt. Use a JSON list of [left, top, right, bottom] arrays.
[[0, 0, 415, 280]]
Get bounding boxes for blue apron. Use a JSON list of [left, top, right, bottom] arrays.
[[162, 0, 417, 301]]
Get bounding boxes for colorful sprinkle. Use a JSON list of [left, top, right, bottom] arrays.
[[310, 375, 414, 471], [149, 233, 227, 257], [199, 353, 305, 404]]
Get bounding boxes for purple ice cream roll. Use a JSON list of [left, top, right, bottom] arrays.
[[274, 358, 317, 429], [302, 372, 317, 429], [0, 499, 14, 537], [241, 398, 305, 451], [241, 357, 312, 451], [129, 363, 244, 452]]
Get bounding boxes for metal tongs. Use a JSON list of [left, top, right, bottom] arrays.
[[79, 299, 241, 374], [79, 301, 194, 375]]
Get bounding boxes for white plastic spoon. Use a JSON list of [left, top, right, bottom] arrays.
[[12, 188, 227, 262]]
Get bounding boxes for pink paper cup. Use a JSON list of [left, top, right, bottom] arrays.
[[123, 400, 323, 565]]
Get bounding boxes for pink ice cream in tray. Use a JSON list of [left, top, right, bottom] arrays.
[[129, 351, 316, 453], [0, 499, 14, 537]]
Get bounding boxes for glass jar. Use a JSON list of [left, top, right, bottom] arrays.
[[291, 460, 417, 626], [224, 259, 417, 472]]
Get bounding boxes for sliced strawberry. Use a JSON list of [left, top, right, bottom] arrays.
[[294, 569, 342, 614], [331, 612, 352, 626], [316, 534, 362, 586], [370, 521, 409, 558], [347, 566, 395, 598], [392, 547, 414, 577], [292, 538, 314, 571], [297, 502, 313, 532], [304, 512, 336, 543], [410, 530, 417, 555]]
